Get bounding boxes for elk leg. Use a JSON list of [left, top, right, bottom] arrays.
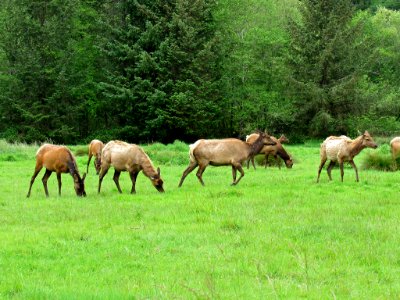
[[246, 158, 251, 170], [98, 165, 109, 194], [86, 153, 92, 174], [349, 160, 359, 182], [113, 170, 122, 193], [27, 165, 42, 198], [42, 169, 52, 197], [129, 171, 139, 194], [57, 172, 62, 196], [251, 157, 256, 170], [326, 161, 336, 181], [196, 164, 207, 186], [178, 162, 198, 187], [339, 161, 345, 182], [264, 154, 269, 168], [317, 157, 327, 183], [231, 165, 237, 183], [232, 163, 245, 185]]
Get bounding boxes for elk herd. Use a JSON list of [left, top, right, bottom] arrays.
[[26, 131, 400, 197]]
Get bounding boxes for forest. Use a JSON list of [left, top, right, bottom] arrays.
[[0, 0, 399, 144]]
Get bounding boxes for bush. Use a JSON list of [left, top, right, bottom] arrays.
[[143, 140, 189, 166], [345, 116, 400, 138], [73, 146, 88, 157], [361, 144, 398, 171]]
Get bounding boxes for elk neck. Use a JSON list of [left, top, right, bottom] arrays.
[[249, 134, 265, 157], [277, 146, 290, 161], [349, 135, 365, 158], [140, 155, 158, 178], [67, 151, 80, 177]]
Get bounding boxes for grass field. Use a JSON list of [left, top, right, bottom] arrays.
[[1, 140, 400, 299]]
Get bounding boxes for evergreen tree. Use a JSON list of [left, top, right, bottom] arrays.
[[288, 0, 371, 136], [0, 0, 103, 143], [99, 0, 224, 143]]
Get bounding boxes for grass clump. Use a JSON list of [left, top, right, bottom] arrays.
[[362, 144, 398, 171], [72, 146, 88, 157], [0, 139, 36, 161], [144, 140, 189, 166]]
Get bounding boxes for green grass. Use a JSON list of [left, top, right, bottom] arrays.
[[1, 140, 400, 298]]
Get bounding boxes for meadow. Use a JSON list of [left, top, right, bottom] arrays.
[[0, 139, 400, 299]]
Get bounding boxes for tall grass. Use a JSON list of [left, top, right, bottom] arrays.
[[361, 143, 398, 171], [0, 139, 37, 161]]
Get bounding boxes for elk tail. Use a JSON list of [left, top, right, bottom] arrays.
[[189, 140, 201, 163]]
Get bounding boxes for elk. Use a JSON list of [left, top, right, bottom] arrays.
[[87, 139, 104, 174], [317, 131, 378, 183], [390, 137, 400, 162], [246, 134, 293, 170], [98, 140, 164, 194], [178, 132, 276, 187], [27, 144, 86, 197]]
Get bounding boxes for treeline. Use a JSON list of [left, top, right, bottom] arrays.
[[0, 0, 399, 144]]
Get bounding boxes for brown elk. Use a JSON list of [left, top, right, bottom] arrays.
[[98, 141, 164, 194], [246, 134, 293, 170], [317, 131, 378, 183], [27, 144, 86, 197], [87, 139, 104, 174], [390, 137, 400, 163], [178, 132, 276, 187]]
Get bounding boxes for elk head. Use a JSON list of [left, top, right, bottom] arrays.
[[362, 131, 378, 149], [284, 158, 294, 168], [73, 173, 87, 197], [258, 131, 276, 146], [150, 167, 164, 193], [279, 134, 289, 144]]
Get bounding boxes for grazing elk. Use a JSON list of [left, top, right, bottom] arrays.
[[27, 144, 86, 197], [98, 141, 164, 194], [390, 137, 400, 163], [246, 134, 293, 170], [87, 139, 104, 174], [178, 132, 276, 187], [317, 131, 378, 183]]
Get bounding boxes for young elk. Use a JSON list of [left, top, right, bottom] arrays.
[[98, 141, 164, 194], [390, 137, 400, 164], [246, 134, 293, 170], [178, 132, 276, 187], [87, 139, 104, 174], [27, 144, 86, 197], [317, 131, 378, 183]]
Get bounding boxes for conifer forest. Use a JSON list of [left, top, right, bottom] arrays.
[[0, 0, 399, 144]]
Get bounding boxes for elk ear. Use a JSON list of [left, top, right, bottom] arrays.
[[157, 167, 161, 176]]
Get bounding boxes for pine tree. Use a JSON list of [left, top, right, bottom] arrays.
[[0, 0, 101, 143], [99, 0, 224, 143], [288, 0, 370, 136]]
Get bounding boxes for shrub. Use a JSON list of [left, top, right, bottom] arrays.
[[361, 144, 398, 171], [143, 140, 189, 166], [73, 146, 88, 157]]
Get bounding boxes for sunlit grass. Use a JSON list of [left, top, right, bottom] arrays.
[[0, 140, 400, 298]]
